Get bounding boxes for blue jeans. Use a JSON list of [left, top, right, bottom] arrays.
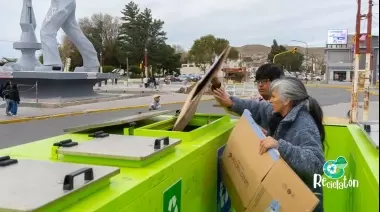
[[9, 100, 18, 115], [5, 99, 11, 114]]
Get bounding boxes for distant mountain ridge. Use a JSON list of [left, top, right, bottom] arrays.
[[234, 44, 325, 59]]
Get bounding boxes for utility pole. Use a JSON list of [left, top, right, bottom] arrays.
[[126, 56, 129, 86], [305, 47, 309, 73], [98, 52, 103, 87], [350, 0, 373, 123], [363, 0, 373, 121], [144, 46, 148, 78], [350, 0, 362, 123]]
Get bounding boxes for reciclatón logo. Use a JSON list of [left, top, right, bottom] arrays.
[[313, 156, 359, 189]]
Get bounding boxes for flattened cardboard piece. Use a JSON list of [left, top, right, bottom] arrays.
[[225, 109, 280, 179], [246, 184, 277, 212], [221, 162, 245, 212], [221, 110, 280, 208], [171, 90, 203, 131], [172, 47, 231, 131], [222, 109, 319, 212], [251, 159, 319, 212]]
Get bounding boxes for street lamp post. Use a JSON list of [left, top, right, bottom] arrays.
[[100, 51, 103, 73], [291, 40, 309, 72], [126, 55, 129, 87], [140, 45, 148, 85], [144, 46, 148, 77], [98, 51, 103, 87]]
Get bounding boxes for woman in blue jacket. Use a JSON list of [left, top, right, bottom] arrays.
[[213, 76, 325, 212]]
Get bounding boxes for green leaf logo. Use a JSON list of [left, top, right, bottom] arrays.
[[323, 156, 348, 179]]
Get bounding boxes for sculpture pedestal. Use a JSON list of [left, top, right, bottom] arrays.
[[0, 71, 113, 99]]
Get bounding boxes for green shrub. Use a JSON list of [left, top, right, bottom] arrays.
[[102, 65, 115, 73]]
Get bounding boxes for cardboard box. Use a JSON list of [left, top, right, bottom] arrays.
[[221, 109, 319, 212]]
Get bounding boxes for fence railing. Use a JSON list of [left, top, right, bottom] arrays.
[[225, 82, 258, 97], [18, 82, 39, 103]]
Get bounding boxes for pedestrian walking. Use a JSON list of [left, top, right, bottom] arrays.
[[8, 84, 21, 116], [0, 81, 12, 115]]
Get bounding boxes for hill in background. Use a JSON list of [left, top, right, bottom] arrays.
[[234, 44, 325, 59]]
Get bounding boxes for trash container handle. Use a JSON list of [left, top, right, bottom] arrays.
[[154, 136, 170, 150], [63, 167, 94, 190], [0, 155, 18, 167]]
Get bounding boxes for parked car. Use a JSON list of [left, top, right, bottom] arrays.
[[165, 75, 181, 82], [178, 75, 189, 82], [188, 74, 201, 82]]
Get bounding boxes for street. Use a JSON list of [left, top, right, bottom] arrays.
[[0, 86, 378, 149], [0, 102, 220, 149]]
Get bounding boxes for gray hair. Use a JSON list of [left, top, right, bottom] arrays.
[[269, 76, 326, 143], [269, 76, 309, 104]]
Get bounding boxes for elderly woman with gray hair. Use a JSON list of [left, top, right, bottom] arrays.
[[212, 76, 325, 212]]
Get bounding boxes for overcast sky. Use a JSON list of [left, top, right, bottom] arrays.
[[0, 0, 378, 58]]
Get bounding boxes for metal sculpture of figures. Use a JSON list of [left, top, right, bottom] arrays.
[[12, 0, 42, 71], [39, 0, 99, 72]]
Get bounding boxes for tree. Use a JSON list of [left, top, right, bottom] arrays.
[[38, 54, 43, 64], [275, 52, 304, 71], [60, 36, 82, 69], [56, 2, 179, 75], [214, 38, 229, 55], [59, 13, 121, 70], [158, 44, 181, 76], [171, 45, 188, 64], [188, 35, 214, 71], [172, 45, 185, 54], [188, 35, 236, 71], [267, 39, 287, 63], [228, 47, 240, 60], [118, 1, 169, 76], [0, 57, 17, 66]]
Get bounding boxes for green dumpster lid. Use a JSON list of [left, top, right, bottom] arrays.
[[0, 159, 119, 212], [57, 134, 181, 164]]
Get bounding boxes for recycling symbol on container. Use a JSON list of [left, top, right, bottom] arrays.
[[168, 195, 179, 212], [219, 182, 229, 207]]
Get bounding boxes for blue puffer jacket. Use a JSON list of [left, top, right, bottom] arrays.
[[228, 96, 325, 212]]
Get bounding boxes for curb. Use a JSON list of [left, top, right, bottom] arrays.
[[344, 89, 379, 96], [323, 117, 349, 125], [0, 97, 215, 124], [18, 94, 151, 109], [225, 83, 353, 89], [304, 84, 351, 89]]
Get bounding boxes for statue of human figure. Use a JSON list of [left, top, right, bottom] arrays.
[[38, 0, 99, 72]]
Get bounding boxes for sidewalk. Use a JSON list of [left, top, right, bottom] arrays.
[[0, 93, 215, 124], [323, 101, 379, 121], [306, 83, 379, 90], [95, 83, 184, 93], [344, 88, 379, 96]]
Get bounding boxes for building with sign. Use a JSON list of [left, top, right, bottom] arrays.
[[325, 32, 379, 84]]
